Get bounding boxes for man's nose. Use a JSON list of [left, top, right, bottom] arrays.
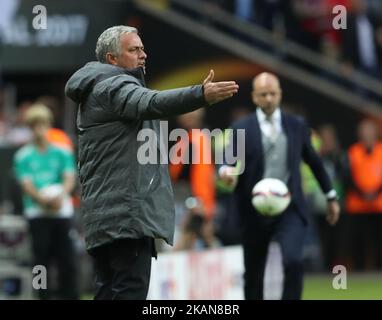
[[140, 50, 147, 59]]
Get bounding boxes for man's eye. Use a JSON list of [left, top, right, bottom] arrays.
[[129, 47, 144, 53]]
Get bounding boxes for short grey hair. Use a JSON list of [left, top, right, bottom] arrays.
[[95, 25, 138, 63]]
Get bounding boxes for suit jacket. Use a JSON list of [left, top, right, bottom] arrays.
[[226, 110, 333, 235]]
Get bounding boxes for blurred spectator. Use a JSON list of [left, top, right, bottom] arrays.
[[174, 197, 216, 250], [341, 0, 382, 78], [300, 130, 325, 271], [320, 0, 351, 60], [318, 124, 345, 203], [281, 0, 327, 52], [344, 119, 382, 271], [169, 108, 218, 250], [35, 96, 64, 130], [314, 124, 346, 270], [256, 0, 282, 31], [235, 0, 256, 23], [368, 0, 382, 22], [6, 101, 32, 146], [213, 106, 251, 246], [13, 104, 79, 299], [35, 96, 74, 152], [4, 97, 76, 222]]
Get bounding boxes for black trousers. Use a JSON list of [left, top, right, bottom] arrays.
[[89, 237, 156, 300], [29, 217, 79, 300], [242, 209, 307, 300]]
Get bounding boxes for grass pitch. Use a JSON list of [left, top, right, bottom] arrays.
[[303, 273, 382, 300]]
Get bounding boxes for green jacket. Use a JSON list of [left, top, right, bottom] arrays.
[[65, 62, 206, 251]]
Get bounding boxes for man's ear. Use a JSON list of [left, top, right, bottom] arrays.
[[106, 53, 118, 66]]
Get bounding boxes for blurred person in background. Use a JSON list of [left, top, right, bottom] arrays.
[[35, 96, 74, 153], [256, 0, 283, 33], [300, 129, 325, 271], [219, 72, 340, 300], [301, 125, 346, 271], [281, 0, 328, 52], [65, 25, 238, 300], [13, 104, 78, 300], [169, 108, 218, 251], [344, 119, 382, 271], [341, 0, 382, 78], [173, 197, 215, 251], [281, 0, 351, 60], [6, 101, 33, 147], [315, 124, 346, 270], [34, 97, 79, 219], [213, 106, 251, 246]]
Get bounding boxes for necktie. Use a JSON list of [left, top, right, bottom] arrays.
[[266, 115, 278, 143]]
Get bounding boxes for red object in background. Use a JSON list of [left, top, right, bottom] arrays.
[[46, 128, 74, 152], [169, 130, 216, 220]]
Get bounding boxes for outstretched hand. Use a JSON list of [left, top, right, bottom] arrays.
[[219, 166, 239, 189], [203, 70, 239, 105], [218, 161, 242, 190]]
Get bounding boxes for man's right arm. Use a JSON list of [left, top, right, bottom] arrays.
[[97, 70, 238, 120], [217, 124, 241, 190]]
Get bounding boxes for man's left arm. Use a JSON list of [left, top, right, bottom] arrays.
[[301, 121, 340, 225]]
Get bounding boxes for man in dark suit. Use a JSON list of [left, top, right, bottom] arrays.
[[219, 72, 340, 300]]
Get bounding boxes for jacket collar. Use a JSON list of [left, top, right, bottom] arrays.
[[125, 66, 146, 87]]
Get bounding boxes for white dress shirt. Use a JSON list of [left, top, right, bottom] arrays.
[[256, 107, 283, 139]]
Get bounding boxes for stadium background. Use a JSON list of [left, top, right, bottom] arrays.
[[0, 0, 382, 299]]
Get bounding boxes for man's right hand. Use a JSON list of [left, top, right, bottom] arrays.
[[203, 70, 239, 105], [219, 165, 239, 190]]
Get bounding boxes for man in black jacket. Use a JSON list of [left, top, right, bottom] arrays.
[[219, 73, 340, 299], [65, 25, 238, 299]]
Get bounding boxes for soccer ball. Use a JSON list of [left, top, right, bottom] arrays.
[[251, 178, 291, 216]]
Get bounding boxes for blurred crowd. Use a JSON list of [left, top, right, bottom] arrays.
[[173, 0, 382, 79]]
